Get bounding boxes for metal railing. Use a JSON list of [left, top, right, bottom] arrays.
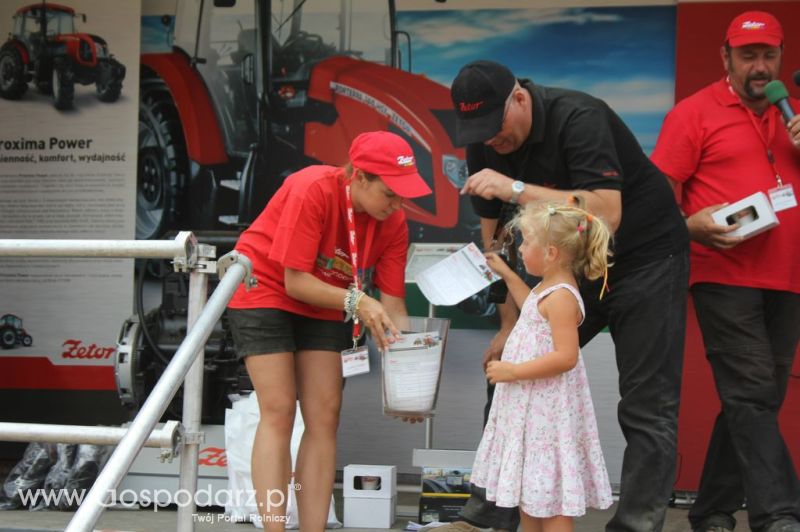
[[0, 233, 255, 532]]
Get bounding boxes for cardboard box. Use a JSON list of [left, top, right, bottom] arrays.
[[413, 450, 476, 524], [344, 496, 397, 528], [418, 495, 470, 524], [711, 191, 779, 239], [343, 465, 397, 528]]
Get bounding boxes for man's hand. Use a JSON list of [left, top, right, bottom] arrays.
[[461, 168, 514, 201], [788, 115, 800, 151], [485, 360, 517, 384], [686, 204, 744, 250], [483, 328, 511, 370]]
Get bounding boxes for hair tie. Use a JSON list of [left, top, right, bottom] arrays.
[[547, 206, 556, 216], [577, 223, 586, 234], [586, 213, 594, 223]]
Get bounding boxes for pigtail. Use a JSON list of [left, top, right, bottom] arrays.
[[582, 213, 612, 281]]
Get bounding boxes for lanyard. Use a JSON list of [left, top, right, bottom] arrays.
[[731, 81, 784, 186], [344, 183, 376, 343]]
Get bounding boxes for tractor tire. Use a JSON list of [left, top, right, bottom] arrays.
[[21, 335, 32, 347], [52, 58, 74, 110], [0, 45, 28, 100], [0, 327, 16, 349], [136, 78, 187, 240], [96, 61, 123, 102]]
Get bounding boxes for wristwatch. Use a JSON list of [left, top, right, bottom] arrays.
[[509, 180, 525, 204]]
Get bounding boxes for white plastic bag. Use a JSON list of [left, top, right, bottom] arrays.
[[224, 392, 341, 529]]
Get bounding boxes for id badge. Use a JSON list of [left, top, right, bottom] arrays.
[[341, 345, 370, 378], [769, 184, 797, 212]]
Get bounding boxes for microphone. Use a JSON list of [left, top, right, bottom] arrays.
[[765, 80, 796, 122], [794, 70, 800, 87]]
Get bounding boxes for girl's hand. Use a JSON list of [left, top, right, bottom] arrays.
[[356, 295, 401, 351], [486, 360, 517, 384], [485, 252, 513, 279]]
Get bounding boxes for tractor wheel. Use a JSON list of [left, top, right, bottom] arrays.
[[136, 78, 187, 240], [0, 45, 28, 100], [0, 327, 16, 349], [52, 58, 74, 110], [35, 59, 52, 94], [96, 62, 122, 102], [21, 335, 32, 347]]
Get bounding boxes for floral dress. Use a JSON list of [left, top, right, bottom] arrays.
[[470, 283, 613, 517]]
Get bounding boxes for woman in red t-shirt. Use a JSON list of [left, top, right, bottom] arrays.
[[227, 131, 431, 530]]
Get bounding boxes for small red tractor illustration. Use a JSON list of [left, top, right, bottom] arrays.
[[0, 314, 33, 349], [0, 2, 126, 110]]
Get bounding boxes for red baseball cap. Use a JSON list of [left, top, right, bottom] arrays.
[[725, 11, 783, 47], [349, 131, 432, 199]]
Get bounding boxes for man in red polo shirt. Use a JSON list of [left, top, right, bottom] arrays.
[[652, 11, 800, 532]]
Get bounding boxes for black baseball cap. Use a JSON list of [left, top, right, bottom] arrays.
[[450, 60, 516, 146]]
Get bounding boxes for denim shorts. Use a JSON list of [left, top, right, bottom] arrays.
[[227, 308, 351, 359]]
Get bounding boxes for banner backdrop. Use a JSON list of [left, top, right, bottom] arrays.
[[0, 0, 140, 392]]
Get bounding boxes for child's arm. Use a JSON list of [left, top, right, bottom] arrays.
[[486, 289, 581, 383], [484, 252, 531, 310]]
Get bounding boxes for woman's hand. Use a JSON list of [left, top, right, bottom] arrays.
[[394, 415, 425, 424], [356, 294, 401, 351], [485, 252, 513, 279], [486, 360, 517, 384]]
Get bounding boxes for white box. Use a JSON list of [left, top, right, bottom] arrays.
[[343, 465, 397, 528], [344, 496, 397, 528], [711, 191, 779, 239]]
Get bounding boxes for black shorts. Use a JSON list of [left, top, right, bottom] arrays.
[[227, 308, 351, 359]]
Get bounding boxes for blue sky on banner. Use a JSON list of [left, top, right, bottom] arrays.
[[396, 6, 676, 153]]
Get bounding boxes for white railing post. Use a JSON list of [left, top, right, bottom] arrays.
[[176, 244, 214, 532]]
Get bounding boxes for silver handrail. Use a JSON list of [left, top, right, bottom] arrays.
[[67, 257, 250, 532], [0, 235, 255, 532]]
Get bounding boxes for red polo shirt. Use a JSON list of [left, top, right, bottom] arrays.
[[228, 165, 408, 320], [652, 78, 800, 293]]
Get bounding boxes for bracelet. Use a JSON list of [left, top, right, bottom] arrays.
[[353, 291, 366, 320], [343, 287, 364, 322]]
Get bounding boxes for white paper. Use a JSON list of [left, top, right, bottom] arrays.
[[383, 332, 443, 413], [405, 243, 466, 282], [414, 242, 500, 306]]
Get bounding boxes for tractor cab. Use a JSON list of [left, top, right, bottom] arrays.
[[0, 314, 22, 330], [12, 4, 81, 64], [0, 313, 32, 349]]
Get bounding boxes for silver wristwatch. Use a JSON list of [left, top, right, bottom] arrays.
[[509, 180, 525, 204]]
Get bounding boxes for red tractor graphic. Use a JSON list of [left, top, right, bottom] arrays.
[[0, 314, 33, 349], [0, 2, 126, 110]]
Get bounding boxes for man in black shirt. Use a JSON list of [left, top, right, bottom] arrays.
[[449, 60, 690, 532]]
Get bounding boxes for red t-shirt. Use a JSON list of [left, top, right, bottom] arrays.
[[652, 78, 800, 293], [228, 165, 408, 320]]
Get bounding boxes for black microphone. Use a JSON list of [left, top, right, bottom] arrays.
[[794, 70, 800, 87], [765, 80, 796, 122]]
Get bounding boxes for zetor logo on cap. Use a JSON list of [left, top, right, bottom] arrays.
[[459, 101, 483, 113], [741, 20, 766, 31], [397, 155, 415, 167]]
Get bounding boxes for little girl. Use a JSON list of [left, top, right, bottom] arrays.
[[473, 200, 613, 532]]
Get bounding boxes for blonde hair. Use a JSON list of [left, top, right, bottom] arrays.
[[510, 198, 612, 281]]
